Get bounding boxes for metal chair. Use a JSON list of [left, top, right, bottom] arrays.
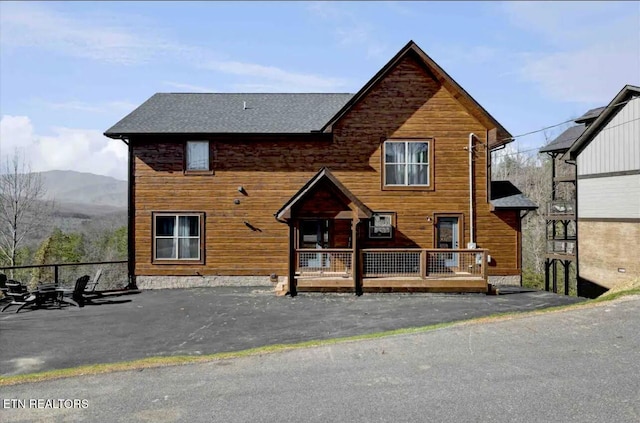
[[1, 281, 37, 313]]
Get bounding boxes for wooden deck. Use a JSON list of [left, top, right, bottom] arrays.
[[293, 248, 489, 293], [295, 276, 487, 293]]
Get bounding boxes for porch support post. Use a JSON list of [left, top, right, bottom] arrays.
[[482, 249, 488, 283], [564, 260, 570, 295], [420, 250, 427, 279], [545, 259, 551, 292], [288, 222, 297, 297], [552, 259, 558, 293], [352, 216, 362, 296]]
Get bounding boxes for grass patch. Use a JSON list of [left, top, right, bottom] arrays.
[[0, 322, 455, 387], [591, 287, 640, 303], [2, 287, 639, 387]]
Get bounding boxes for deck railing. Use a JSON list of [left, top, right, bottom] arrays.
[[547, 200, 575, 216], [546, 239, 576, 256], [296, 249, 353, 278], [361, 249, 421, 278], [362, 249, 487, 280], [0, 260, 129, 290]]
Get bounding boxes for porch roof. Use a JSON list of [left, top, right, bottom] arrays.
[[490, 181, 538, 210], [275, 168, 373, 220]]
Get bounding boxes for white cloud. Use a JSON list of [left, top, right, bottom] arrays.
[[35, 100, 138, 114], [0, 2, 168, 65], [0, 115, 127, 180], [202, 60, 346, 92], [162, 81, 216, 93], [518, 44, 639, 103], [0, 2, 346, 92], [501, 2, 640, 104], [307, 2, 390, 60]]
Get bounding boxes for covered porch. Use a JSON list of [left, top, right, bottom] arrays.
[[276, 168, 489, 295]]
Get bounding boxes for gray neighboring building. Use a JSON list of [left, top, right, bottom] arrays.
[[567, 85, 640, 296]]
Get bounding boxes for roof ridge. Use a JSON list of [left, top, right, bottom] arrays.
[[155, 92, 355, 95]]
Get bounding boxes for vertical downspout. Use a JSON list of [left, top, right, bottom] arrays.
[[468, 133, 477, 248], [126, 138, 137, 289]]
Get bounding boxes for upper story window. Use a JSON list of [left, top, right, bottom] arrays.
[[384, 140, 431, 187], [186, 141, 210, 172]]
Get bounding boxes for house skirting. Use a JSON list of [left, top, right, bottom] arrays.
[[136, 274, 519, 291], [488, 275, 521, 286], [136, 275, 279, 289]]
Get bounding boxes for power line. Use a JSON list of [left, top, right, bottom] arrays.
[[494, 97, 638, 157], [498, 97, 636, 142], [495, 117, 640, 159]]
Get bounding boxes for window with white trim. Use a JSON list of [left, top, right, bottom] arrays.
[[369, 213, 394, 239], [154, 214, 202, 260], [384, 140, 430, 186], [186, 141, 210, 171]]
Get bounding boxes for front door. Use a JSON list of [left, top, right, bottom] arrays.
[[436, 217, 459, 267], [300, 220, 330, 268]]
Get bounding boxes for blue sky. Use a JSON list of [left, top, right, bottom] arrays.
[[1, 1, 638, 180]]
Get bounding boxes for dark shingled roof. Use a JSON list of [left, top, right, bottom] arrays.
[[539, 124, 586, 153], [574, 106, 606, 124], [490, 181, 538, 210], [104, 93, 354, 136], [568, 85, 640, 159]]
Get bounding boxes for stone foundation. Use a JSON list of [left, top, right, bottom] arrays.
[[136, 275, 281, 290], [138, 274, 521, 289], [488, 275, 521, 286]]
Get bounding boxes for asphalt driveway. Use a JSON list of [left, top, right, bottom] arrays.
[[0, 286, 585, 376]]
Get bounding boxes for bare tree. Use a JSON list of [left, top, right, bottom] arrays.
[[0, 149, 54, 274], [492, 144, 551, 275]]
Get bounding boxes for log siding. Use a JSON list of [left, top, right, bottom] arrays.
[[130, 55, 522, 281]]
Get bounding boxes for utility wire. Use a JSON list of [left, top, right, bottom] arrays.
[[493, 97, 638, 157]]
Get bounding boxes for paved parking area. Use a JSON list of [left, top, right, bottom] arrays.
[[0, 286, 585, 376]]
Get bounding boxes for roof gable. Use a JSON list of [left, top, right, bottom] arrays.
[[320, 40, 513, 148], [568, 85, 640, 159], [275, 168, 373, 220]]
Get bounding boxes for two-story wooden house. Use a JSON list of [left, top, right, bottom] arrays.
[[105, 41, 536, 295]]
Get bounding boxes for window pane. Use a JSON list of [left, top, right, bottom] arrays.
[[408, 164, 429, 185], [385, 164, 405, 185], [156, 238, 176, 259], [178, 216, 199, 236], [408, 142, 429, 163], [178, 238, 200, 259], [156, 216, 175, 236], [187, 141, 209, 170], [385, 142, 405, 163]]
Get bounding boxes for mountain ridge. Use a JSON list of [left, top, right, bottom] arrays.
[[38, 170, 127, 209]]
